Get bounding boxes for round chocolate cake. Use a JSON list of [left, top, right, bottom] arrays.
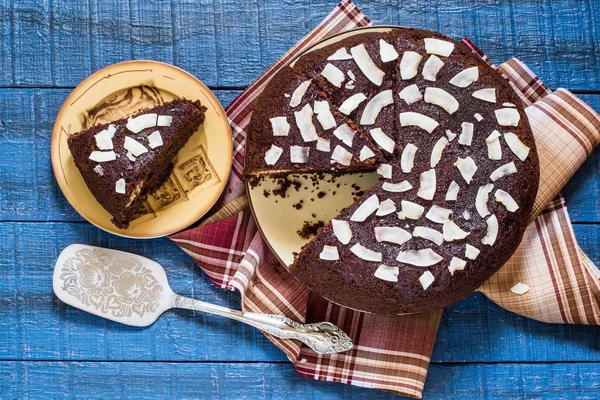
[[245, 28, 539, 314]]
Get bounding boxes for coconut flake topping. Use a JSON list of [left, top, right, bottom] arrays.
[[333, 124, 355, 147], [270, 116, 290, 136], [424, 87, 458, 114], [320, 245, 339, 261], [446, 181, 460, 201], [126, 113, 157, 133], [94, 124, 116, 150], [351, 243, 382, 262], [401, 143, 418, 173], [360, 90, 393, 125], [331, 145, 353, 166], [115, 178, 126, 194], [482, 214, 499, 245], [320, 64, 345, 88], [458, 122, 474, 146], [424, 38, 455, 56], [369, 128, 395, 154], [359, 146, 376, 161], [157, 115, 172, 127], [454, 156, 477, 184], [399, 200, 425, 220], [377, 163, 392, 179], [376, 199, 397, 216], [430, 137, 448, 168], [332, 219, 352, 244], [426, 205, 452, 224], [294, 104, 318, 142], [495, 108, 521, 127], [350, 44, 385, 86], [328, 47, 353, 60], [399, 84, 423, 105], [290, 80, 311, 107], [147, 130, 163, 149], [374, 226, 412, 245], [419, 271, 435, 290], [399, 112, 439, 133], [350, 194, 379, 222], [379, 39, 399, 62], [472, 88, 497, 103], [417, 169, 437, 200], [486, 130, 502, 160], [448, 257, 467, 275], [382, 181, 413, 192], [476, 184, 494, 218], [465, 244, 480, 260], [422, 55, 444, 81], [490, 162, 517, 182], [443, 220, 469, 241], [264, 145, 283, 165], [413, 226, 444, 246], [449, 66, 479, 87], [290, 145, 310, 164], [504, 132, 530, 161], [374, 264, 399, 282], [339, 93, 367, 115], [89, 151, 117, 163], [399, 51, 423, 80], [316, 137, 331, 152], [495, 189, 519, 212], [397, 248, 443, 267]]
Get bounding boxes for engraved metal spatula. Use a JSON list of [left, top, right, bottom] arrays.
[[53, 244, 353, 354]]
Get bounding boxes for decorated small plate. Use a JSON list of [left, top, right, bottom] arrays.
[[52, 60, 232, 238]]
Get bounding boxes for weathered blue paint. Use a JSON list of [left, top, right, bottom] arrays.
[[1, 0, 599, 398]]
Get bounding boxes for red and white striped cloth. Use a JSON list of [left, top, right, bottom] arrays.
[[171, 1, 600, 397]]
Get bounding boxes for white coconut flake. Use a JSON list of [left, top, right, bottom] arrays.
[[458, 122, 474, 146], [474, 113, 483, 122], [126, 152, 136, 162], [490, 162, 517, 182], [374, 264, 399, 282], [399, 200, 425, 220], [332, 219, 352, 244], [94, 124, 116, 150], [157, 115, 172, 127], [339, 93, 367, 115], [290, 80, 312, 107], [448, 257, 467, 275], [377, 163, 392, 179], [465, 244, 480, 260], [115, 178, 126, 194], [374, 226, 412, 245], [290, 145, 310, 164], [333, 124, 355, 147], [351, 243, 382, 262], [328, 47, 353, 60], [360, 90, 393, 125], [443, 220, 470, 241], [350, 44, 385, 86], [350, 194, 379, 222], [379, 39, 399, 62], [504, 132, 530, 161], [320, 64, 345, 88], [430, 137, 448, 168], [264, 144, 283, 165], [446, 181, 460, 201], [424, 87, 459, 114], [463, 210, 471, 220], [147, 130, 163, 149], [331, 145, 353, 166], [399, 51, 423, 80], [314, 101, 336, 130], [400, 112, 439, 133], [399, 84, 423, 105], [424, 38, 455, 56], [503, 102, 516, 107], [495, 189, 519, 212], [511, 282, 530, 295], [476, 184, 494, 218], [419, 271, 435, 290], [89, 150, 116, 162], [382, 181, 413, 192], [270, 116, 290, 136], [376, 199, 396, 216], [426, 205, 452, 224], [413, 226, 444, 246], [422, 55, 444, 81], [93, 165, 104, 176], [486, 130, 502, 160], [369, 128, 395, 154], [454, 156, 478, 184], [294, 103, 318, 142], [319, 245, 339, 261], [347, 70, 356, 80], [472, 88, 496, 103], [401, 143, 418, 173], [417, 169, 436, 200], [359, 146, 376, 161], [397, 248, 443, 267], [495, 108, 521, 127], [316, 137, 331, 152], [449, 66, 479, 87], [482, 214, 499, 246], [446, 129, 457, 141], [126, 113, 157, 133]]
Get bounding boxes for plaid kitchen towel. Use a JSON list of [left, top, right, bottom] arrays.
[[170, 1, 600, 397]]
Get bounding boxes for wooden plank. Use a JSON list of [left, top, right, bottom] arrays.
[[1, 221, 599, 363], [0, 88, 599, 223], [1, 0, 599, 90], [0, 361, 599, 398]]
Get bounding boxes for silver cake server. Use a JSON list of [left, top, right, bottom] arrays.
[[53, 244, 353, 354]]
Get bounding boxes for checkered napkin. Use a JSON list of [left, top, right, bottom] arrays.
[[170, 1, 600, 397]]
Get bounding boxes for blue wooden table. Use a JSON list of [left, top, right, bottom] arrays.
[[1, 0, 599, 398]]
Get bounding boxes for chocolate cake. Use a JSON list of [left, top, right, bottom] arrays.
[[245, 28, 539, 314], [68, 98, 207, 228]]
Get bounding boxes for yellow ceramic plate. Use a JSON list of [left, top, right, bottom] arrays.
[[247, 27, 396, 267], [52, 60, 232, 238]]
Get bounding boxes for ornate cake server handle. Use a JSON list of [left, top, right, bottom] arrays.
[[53, 244, 353, 355], [173, 295, 352, 354]]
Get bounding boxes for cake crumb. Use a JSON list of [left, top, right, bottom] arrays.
[[297, 220, 325, 239]]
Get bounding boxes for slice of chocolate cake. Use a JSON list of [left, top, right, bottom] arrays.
[[245, 27, 540, 314], [68, 98, 207, 228]]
